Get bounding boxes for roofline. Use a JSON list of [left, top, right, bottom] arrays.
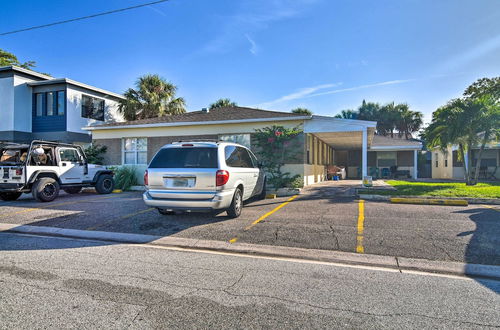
[[311, 115, 377, 127], [27, 78, 125, 100], [370, 145, 422, 151], [0, 65, 52, 80], [83, 116, 310, 131]]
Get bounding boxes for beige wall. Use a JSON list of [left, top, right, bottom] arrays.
[[432, 147, 500, 180]]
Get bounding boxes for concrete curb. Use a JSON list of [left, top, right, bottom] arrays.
[[359, 194, 500, 205], [1, 222, 500, 280]]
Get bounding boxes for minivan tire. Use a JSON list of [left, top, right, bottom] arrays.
[[0, 192, 22, 201], [32, 177, 60, 202], [95, 174, 114, 194], [227, 187, 243, 218]]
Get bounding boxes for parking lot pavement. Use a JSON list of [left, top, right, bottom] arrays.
[[1, 189, 499, 265]]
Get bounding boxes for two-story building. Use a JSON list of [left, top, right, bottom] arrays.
[[0, 65, 124, 144]]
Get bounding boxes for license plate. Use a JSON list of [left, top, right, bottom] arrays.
[[165, 177, 195, 188], [173, 178, 189, 187]]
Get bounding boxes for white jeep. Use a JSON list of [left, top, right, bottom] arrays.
[[0, 140, 115, 202]]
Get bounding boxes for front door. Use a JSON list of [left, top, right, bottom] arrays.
[[57, 147, 85, 184]]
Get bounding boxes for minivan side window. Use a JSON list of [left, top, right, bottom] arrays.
[[224, 146, 253, 168], [247, 150, 259, 168]]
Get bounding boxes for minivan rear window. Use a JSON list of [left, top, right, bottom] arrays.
[[149, 147, 218, 168]]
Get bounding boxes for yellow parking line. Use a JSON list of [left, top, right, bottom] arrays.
[[482, 204, 500, 212], [356, 199, 365, 253], [86, 207, 155, 231], [229, 195, 298, 243]]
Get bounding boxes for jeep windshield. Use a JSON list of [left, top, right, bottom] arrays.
[[0, 145, 29, 166]]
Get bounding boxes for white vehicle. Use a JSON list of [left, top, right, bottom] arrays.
[[143, 141, 267, 218], [0, 140, 115, 202]]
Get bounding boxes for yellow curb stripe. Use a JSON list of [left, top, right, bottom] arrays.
[[356, 199, 365, 254], [390, 197, 468, 206], [229, 194, 298, 243], [482, 204, 500, 212]]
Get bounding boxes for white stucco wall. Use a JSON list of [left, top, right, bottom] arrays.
[[66, 85, 123, 135], [13, 75, 34, 132], [0, 76, 14, 131]]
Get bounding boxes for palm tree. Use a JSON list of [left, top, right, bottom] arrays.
[[118, 74, 186, 121], [425, 96, 499, 185], [394, 103, 423, 139], [291, 107, 312, 115], [209, 98, 237, 110], [334, 109, 358, 119]]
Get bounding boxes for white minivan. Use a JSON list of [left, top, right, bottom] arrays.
[[143, 141, 266, 217]]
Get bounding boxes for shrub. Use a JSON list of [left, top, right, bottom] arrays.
[[111, 166, 138, 191], [84, 144, 107, 165]]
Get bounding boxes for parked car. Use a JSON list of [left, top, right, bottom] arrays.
[[143, 141, 266, 217], [0, 140, 115, 202]]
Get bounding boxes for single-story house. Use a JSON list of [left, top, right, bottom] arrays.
[[0, 65, 124, 144], [85, 106, 423, 185], [432, 144, 500, 180]]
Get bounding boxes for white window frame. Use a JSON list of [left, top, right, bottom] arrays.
[[122, 137, 148, 165]]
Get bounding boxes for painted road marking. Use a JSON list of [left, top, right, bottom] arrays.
[[86, 207, 155, 231], [482, 205, 500, 212], [356, 199, 365, 253], [229, 194, 298, 243]]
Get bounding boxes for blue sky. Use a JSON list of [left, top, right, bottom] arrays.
[[1, 0, 500, 122]]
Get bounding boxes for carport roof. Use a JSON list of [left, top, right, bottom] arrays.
[[370, 135, 422, 150]]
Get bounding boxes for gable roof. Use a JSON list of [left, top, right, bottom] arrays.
[[85, 106, 310, 130]]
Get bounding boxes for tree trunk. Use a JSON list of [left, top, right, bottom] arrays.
[[466, 142, 473, 185], [471, 134, 490, 185], [459, 144, 469, 184]]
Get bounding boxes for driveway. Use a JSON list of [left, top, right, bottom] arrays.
[[0, 184, 499, 265]]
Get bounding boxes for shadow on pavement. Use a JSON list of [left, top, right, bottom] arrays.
[[454, 207, 500, 293]]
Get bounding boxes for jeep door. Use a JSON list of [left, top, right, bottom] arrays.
[[57, 148, 87, 184]]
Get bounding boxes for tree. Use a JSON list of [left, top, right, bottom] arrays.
[[425, 95, 499, 185], [209, 98, 237, 110], [118, 74, 186, 121], [0, 48, 36, 69], [291, 107, 312, 115], [464, 77, 500, 99], [334, 109, 358, 119]]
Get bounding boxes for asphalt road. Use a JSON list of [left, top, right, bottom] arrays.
[[0, 232, 499, 329], [0, 187, 499, 265]]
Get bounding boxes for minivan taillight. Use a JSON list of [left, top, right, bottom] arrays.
[[216, 170, 229, 186], [144, 170, 148, 186]]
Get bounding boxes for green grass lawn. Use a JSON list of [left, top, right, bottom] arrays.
[[361, 180, 500, 199]]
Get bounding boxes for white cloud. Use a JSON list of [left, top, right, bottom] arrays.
[[245, 34, 258, 55], [441, 34, 500, 71], [307, 79, 415, 98], [254, 82, 341, 108]]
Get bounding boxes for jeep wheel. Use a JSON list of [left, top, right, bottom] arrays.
[[63, 187, 82, 194], [95, 174, 114, 194], [227, 187, 243, 218], [32, 178, 60, 202], [0, 192, 22, 201]]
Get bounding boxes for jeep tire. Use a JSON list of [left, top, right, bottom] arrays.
[[95, 174, 114, 194], [63, 187, 82, 194], [0, 192, 23, 201], [227, 187, 243, 218], [32, 177, 60, 202]]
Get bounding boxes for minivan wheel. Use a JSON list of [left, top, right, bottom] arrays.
[[32, 178, 60, 202], [0, 192, 22, 201], [158, 208, 176, 215], [227, 188, 243, 218]]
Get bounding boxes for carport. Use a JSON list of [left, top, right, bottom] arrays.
[[304, 116, 422, 180]]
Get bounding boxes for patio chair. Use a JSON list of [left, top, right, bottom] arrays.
[[381, 168, 390, 179], [369, 167, 379, 179]]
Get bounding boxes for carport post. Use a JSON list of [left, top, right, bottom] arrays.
[[413, 150, 418, 179], [362, 127, 367, 178]]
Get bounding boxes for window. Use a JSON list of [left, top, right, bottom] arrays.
[[34, 91, 65, 117], [149, 147, 218, 168], [59, 148, 80, 163], [472, 149, 498, 167], [445, 159, 448, 167], [82, 95, 105, 121], [377, 151, 397, 167], [224, 146, 253, 168], [435, 153, 438, 168], [219, 134, 251, 148], [123, 138, 147, 165]]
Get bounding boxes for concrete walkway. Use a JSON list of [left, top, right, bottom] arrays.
[[303, 179, 394, 197]]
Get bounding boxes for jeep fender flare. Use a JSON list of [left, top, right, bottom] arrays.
[[28, 170, 61, 185], [92, 170, 114, 184]]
